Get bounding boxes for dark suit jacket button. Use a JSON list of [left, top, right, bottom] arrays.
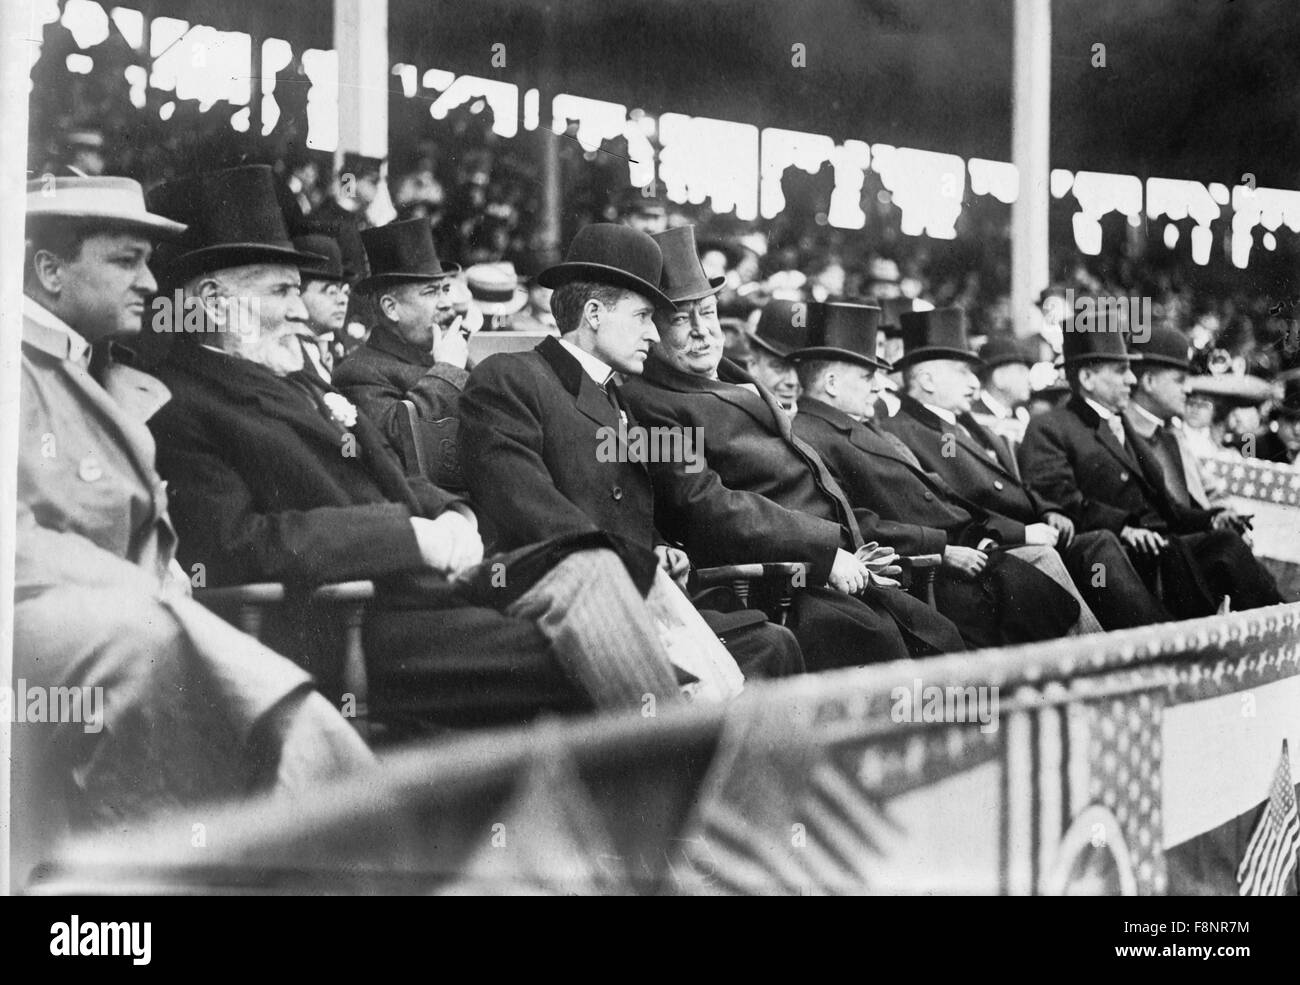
[[1120, 471, 1129, 481], [612, 486, 624, 501], [994, 480, 1004, 490], [923, 491, 934, 501]]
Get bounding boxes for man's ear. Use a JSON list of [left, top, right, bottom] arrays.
[[582, 297, 602, 331], [30, 249, 64, 297], [195, 277, 225, 326], [822, 368, 839, 398], [377, 290, 400, 322]]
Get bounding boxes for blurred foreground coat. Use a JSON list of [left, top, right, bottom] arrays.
[[14, 302, 371, 888]]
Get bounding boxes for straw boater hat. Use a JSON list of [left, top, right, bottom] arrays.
[[792, 302, 892, 372], [465, 261, 528, 315], [146, 165, 326, 286], [26, 175, 186, 238], [538, 223, 675, 312]]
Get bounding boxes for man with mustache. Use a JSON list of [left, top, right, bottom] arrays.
[[619, 227, 967, 669], [145, 167, 696, 729], [459, 223, 803, 681], [14, 175, 372, 885], [333, 217, 470, 464]]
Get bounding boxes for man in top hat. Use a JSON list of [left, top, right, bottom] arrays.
[[790, 303, 1086, 647], [1019, 316, 1284, 616], [747, 298, 805, 411], [620, 227, 967, 669], [14, 174, 373, 885], [870, 296, 922, 418], [972, 336, 1035, 450], [292, 230, 352, 385], [332, 216, 471, 464], [884, 307, 1169, 629], [460, 223, 803, 683], [145, 167, 693, 729], [1124, 325, 1263, 545]]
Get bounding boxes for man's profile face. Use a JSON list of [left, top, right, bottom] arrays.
[[655, 295, 724, 378], [916, 358, 979, 414], [1081, 359, 1136, 413], [989, 362, 1032, 405], [591, 290, 659, 375], [750, 348, 800, 408], [1141, 366, 1188, 420], [219, 263, 309, 376], [301, 278, 348, 336], [383, 278, 455, 349], [836, 363, 879, 420], [51, 231, 156, 342]]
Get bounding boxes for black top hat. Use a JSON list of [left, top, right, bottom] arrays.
[[793, 303, 890, 372], [978, 336, 1035, 370], [538, 223, 675, 312], [146, 165, 328, 286], [751, 298, 822, 358], [1059, 314, 1133, 367], [877, 296, 923, 339], [1128, 325, 1191, 371], [896, 307, 982, 370], [293, 234, 349, 282], [653, 226, 725, 304], [356, 217, 460, 293]]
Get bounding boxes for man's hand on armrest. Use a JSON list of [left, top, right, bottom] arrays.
[[410, 512, 484, 577], [829, 548, 869, 596]]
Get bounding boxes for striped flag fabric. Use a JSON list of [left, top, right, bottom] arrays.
[[1236, 739, 1300, 896]]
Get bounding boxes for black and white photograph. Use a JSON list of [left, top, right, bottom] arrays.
[[1, 0, 1299, 934]]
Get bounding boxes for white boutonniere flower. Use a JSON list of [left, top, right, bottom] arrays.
[[322, 391, 358, 429]]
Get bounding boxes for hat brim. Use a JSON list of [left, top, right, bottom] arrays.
[[27, 209, 187, 239], [667, 276, 727, 304], [894, 347, 985, 370], [355, 266, 461, 293], [791, 346, 892, 373], [1189, 374, 1273, 403], [537, 261, 676, 313], [1130, 353, 1190, 371], [474, 288, 530, 315], [748, 332, 797, 359], [983, 354, 1034, 370], [1057, 353, 1135, 368], [157, 243, 328, 284]]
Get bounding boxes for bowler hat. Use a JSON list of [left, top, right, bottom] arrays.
[[751, 298, 822, 358], [1128, 325, 1191, 371], [1059, 311, 1133, 366], [979, 336, 1035, 370], [26, 175, 187, 239], [538, 223, 675, 312], [147, 165, 326, 285], [653, 225, 724, 303], [293, 234, 349, 283], [895, 307, 982, 370], [356, 217, 459, 293], [793, 302, 891, 372]]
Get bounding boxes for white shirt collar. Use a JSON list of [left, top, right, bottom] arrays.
[[1084, 397, 1115, 421], [1126, 401, 1165, 438], [559, 337, 615, 388], [922, 401, 958, 426], [979, 389, 1011, 419], [23, 296, 92, 368]]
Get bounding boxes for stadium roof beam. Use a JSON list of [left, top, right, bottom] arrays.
[[1011, 0, 1050, 338]]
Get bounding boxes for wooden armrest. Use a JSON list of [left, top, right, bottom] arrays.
[[899, 554, 943, 570], [691, 562, 807, 626], [194, 583, 286, 605], [309, 580, 377, 604]]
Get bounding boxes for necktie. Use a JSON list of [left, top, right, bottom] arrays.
[[1106, 414, 1126, 447], [602, 376, 626, 423]]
